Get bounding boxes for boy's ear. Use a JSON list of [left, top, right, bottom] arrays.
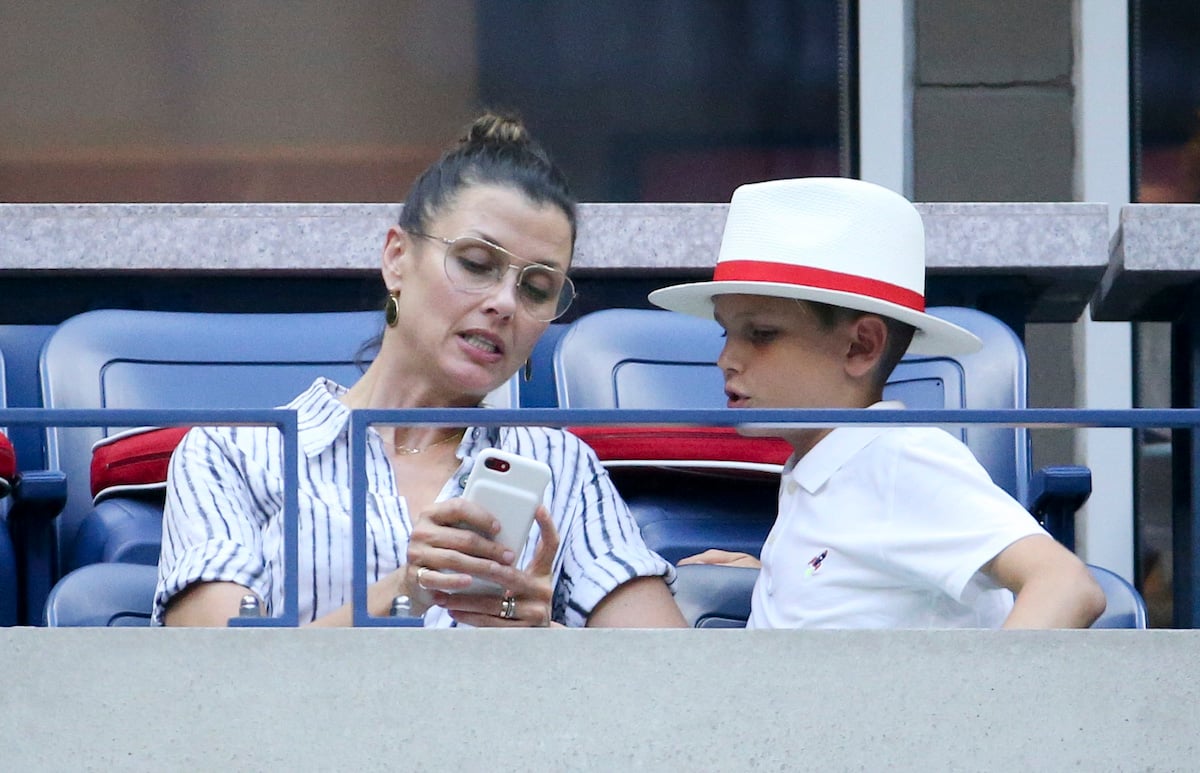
[[844, 314, 887, 379]]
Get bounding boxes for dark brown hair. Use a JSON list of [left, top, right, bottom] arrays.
[[398, 111, 577, 243], [805, 301, 916, 391]]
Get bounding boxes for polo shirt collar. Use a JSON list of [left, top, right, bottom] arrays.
[[786, 400, 905, 494]]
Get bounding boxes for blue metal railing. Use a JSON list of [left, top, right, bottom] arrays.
[[349, 406, 1200, 626], [6, 406, 1200, 627], [0, 408, 301, 627]]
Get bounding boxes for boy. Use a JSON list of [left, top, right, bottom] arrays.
[[649, 177, 1105, 629]]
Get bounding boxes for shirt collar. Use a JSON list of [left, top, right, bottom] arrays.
[[288, 377, 498, 460], [785, 400, 905, 493], [289, 377, 354, 457]]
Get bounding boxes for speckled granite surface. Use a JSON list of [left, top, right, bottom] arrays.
[[0, 201, 1112, 320], [0, 201, 1109, 271], [1093, 204, 1200, 321]]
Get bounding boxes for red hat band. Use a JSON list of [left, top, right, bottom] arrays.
[[712, 260, 926, 312]]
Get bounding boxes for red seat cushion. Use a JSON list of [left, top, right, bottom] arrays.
[[88, 424, 792, 502], [90, 426, 191, 503], [566, 425, 792, 472], [0, 432, 15, 495]]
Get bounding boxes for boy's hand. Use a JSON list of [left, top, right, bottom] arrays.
[[677, 549, 761, 569]]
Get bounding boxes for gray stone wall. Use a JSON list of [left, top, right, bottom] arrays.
[[2, 628, 1195, 770], [913, 0, 1075, 202]]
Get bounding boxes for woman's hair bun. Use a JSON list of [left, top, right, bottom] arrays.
[[398, 108, 573, 239], [461, 111, 530, 148]]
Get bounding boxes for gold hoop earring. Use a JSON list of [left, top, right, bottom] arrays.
[[385, 292, 400, 327]]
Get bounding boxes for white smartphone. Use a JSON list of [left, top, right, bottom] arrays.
[[445, 448, 552, 595]]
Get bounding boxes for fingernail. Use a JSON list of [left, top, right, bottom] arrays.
[[502, 550, 515, 564]]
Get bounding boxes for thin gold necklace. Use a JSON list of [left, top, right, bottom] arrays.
[[391, 428, 465, 456]]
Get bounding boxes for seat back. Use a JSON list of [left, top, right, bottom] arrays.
[[674, 563, 1149, 630], [554, 309, 726, 410], [0, 325, 57, 470], [673, 563, 758, 629], [1, 327, 66, 626], [0, 516, 15, 626], [43, 562, 158, 626], [0, 429, 16, 626], [0, 337, 15, 624], [40, 308, 520, 578], [520, 322, 569, 407], [1088, 564, 1149, 629]]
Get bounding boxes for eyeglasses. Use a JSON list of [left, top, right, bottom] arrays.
[[409, 231, 576, 322]]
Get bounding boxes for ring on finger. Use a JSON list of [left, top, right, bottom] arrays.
[[416, 566, 432, 591], [499, 594, 517, 620]]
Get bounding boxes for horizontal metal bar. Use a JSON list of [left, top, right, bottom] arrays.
[[0, 408, 293, 427], [348, 407, 1200, 430], [6, 406, 1200, 430]]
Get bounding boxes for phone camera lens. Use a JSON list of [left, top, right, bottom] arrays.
[[484, 457, 511, 472]]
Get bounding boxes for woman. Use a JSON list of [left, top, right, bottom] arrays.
[[155, 113, 687, 628]]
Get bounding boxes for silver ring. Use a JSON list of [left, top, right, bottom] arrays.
[[416, 566, 431, 590], [500, 595, 517, 620]]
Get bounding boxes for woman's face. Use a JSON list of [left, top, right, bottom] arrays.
[[382, 184, 573, 403]]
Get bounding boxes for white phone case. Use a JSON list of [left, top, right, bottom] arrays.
[[450, 448, 552, 595]]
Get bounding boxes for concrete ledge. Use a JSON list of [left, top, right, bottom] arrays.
[[0, 202, 1110, 323], [1, 628, 1194, 770], [1093, 204, 1200, 321]]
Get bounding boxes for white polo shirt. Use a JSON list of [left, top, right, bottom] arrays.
[[748, 402, 1047, 629]]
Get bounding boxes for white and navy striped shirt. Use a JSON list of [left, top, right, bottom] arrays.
[[153, 378, 673, 626]]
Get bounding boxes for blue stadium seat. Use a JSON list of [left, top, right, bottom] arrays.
[[37, 309, 522, 597], [0, 430, 17, 626], [43, 562, 157, 627], [520, 322, 568, 407], [672, 564, 759, 629], [1087, 564, 1149, 629], [553, 307, 1091, 564], [0, 325, 61, 625], [672, 562, 1148, 629], [0, 325, 57, 470]]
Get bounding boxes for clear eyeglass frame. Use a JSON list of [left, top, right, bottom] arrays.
[[408, 231, 576, 322]]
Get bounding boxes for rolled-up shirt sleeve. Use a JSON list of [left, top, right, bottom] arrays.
[[153, 426, 276, 624], [545, 435, 675, 628]]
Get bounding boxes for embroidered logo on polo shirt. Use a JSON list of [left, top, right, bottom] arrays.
[[805, 549, 829, 576]]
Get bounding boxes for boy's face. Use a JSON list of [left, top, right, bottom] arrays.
[[713, 294, 853, 411]]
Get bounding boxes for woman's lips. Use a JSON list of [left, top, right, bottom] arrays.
[[459, 330, 505, 363]]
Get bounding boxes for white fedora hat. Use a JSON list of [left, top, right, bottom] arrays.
[[649, 177, 981, 355]]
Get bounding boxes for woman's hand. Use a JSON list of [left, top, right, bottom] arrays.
[[406, 500, 559, 626], [430, 505, 559, 627]]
